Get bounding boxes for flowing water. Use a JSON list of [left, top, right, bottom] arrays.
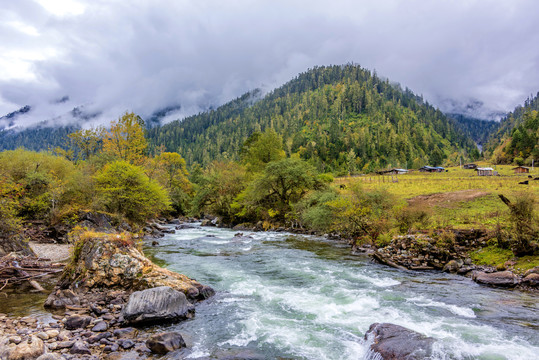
[[142, 224, 539, 360]]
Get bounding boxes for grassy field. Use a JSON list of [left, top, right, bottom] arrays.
[[335, 164, 539, 230]]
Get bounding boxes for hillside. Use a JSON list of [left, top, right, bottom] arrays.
[[148, 64, 480, 174], [447, 113, 499, 148], [486, 92, 539, 164]]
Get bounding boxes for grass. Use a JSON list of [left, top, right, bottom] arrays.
[[470, 246, 539, 274], [335, 164, 539, 230]]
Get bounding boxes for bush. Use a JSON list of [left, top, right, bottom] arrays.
[[94, 161, 170, 223], [395, 205, 430, 233]]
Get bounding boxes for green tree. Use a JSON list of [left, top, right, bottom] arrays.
[[94, 161, 170, 223], [190, 161, 248, 224], [241, 128, 285, 172], [240, 157, 320, 221], [68, 126, 106, 160]]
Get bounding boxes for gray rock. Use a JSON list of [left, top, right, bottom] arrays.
[[118, 339, 135, 349], [64, 315, 92, 330], [121, 286, 194, 325], [146, 332, 186, 354], [91, 321, 108, 332], [87, 331, 111, 344], [37, 354, 65, 360], [522, 273, 539, 287], [442, 260, 460, 273], [70, 341, 91, 355], [56, 340, 75, 349], [472, 270, 520, 287], [365, 323, 434, 360]]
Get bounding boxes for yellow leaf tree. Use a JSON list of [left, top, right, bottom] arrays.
[[103, 112, 147, 165]]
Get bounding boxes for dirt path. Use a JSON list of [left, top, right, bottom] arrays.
[[29, 242, 72, 262], [408, 189, 490, 208]]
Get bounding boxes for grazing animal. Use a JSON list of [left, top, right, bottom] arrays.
[[339, 184, 346, 189], [528, 175, 533, 178], [534, 177, 539, 180], [518, 180, 529, 185]]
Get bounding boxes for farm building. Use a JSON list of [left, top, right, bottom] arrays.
[[376, 168, 409, 175], [475, 167, 496, 176], [463, 163, 477, 169], [512, 166, 530, 174], [419, 166, 445, 172]]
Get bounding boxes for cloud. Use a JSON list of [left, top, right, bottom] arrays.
[[1, 0, 539, 128]]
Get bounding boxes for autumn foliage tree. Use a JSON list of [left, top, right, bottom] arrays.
[[103, 112, 147, 165]]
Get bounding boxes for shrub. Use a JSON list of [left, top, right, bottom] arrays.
[[94, 161, 170, 223]]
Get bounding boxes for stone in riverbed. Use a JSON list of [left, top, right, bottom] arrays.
[[70, 340, 91, 355], [121, 286, 194, 325], [146, 332, 186, 354], [36, 354, 65, 360], [521, 273, 539, 287], [91, 321, 108, 332], [364, 323, 434, 360], [64, 315, 93, 330], [472, 270, 520, 287], [0, 335, 46, 360]]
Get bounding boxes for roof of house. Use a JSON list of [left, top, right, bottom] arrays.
[[420, 165, 445, 170], [476, 167, 493, 171], [512, 166, 530, 169]]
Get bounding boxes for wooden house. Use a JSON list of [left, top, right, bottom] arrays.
[[476, 167, 495, 176], [512, 166, 530, 174], [419, 166, 445, 173], [376, 168, 409, 175], [463, 163, 477, 169]]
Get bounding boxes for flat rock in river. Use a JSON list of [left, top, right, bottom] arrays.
[[121, 286, 195, 325], [472, 270, 520, 287], [364, 322, 434, 360]]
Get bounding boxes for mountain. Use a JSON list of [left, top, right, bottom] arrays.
[[148, 64, 480, 173], [447, 113, 499, 149], [487, 92, 539, 164]]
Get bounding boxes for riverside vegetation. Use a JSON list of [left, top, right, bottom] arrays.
[[0, 64, 538, 359]]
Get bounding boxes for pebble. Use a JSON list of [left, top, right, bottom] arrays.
[[36, 331, 49, 340], [46, 329, 60, 338]]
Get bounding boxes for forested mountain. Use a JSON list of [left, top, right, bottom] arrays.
[[148, 64, 480, 173], [0, 126, 77, 152], [447, 114, 499, 148], [487, 92, 539, 164]]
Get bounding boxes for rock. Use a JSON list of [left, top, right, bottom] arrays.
[[364, 323, 434, 360], [44, 289, 80, 310], [70, 341, 91, 355], [87, 332, 111, 344], [55, 235, 213, 301], [1, 335, 46, 360], [55, 341, 75, 349], [35, 332, 49, 340], [113, 328, 135, 338], [118, 339, 135, 349], [45, 330, 59, 339], [36, 354, 65, 360], [472, 271, 520, 287], [524, 266, 539, 277], [9, 336, 22, 344], [521, 273, 539, 287], [442, 260, 460, 273], [121, 286, 194, 325], [146, 332, 186, 355], [64, 315, 93, 330], [91, 321, 108, 332]]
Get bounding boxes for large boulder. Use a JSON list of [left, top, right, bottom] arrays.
[[146, 332, 186, 354], [364, 323, 434, 360], [521, 273, 539, 287], [0, 335, 46, 360], [51, 234, 214, 302], [472, 270, 520, 287], [121, 286, 194, 325]]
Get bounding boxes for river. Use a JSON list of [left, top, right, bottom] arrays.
[[141, 224, 538, 360]]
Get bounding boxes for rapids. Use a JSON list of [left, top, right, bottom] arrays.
[[142, 224, 538, 360]]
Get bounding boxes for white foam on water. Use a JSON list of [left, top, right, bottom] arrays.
[[408, 296, 476, 318]]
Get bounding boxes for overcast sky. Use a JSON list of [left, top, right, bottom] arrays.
[[1, 0, 539, 129]]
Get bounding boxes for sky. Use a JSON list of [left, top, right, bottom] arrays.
[[1, 0, 539, 129]]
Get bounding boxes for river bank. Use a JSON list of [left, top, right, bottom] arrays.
[[1, 221, 538, 359]]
